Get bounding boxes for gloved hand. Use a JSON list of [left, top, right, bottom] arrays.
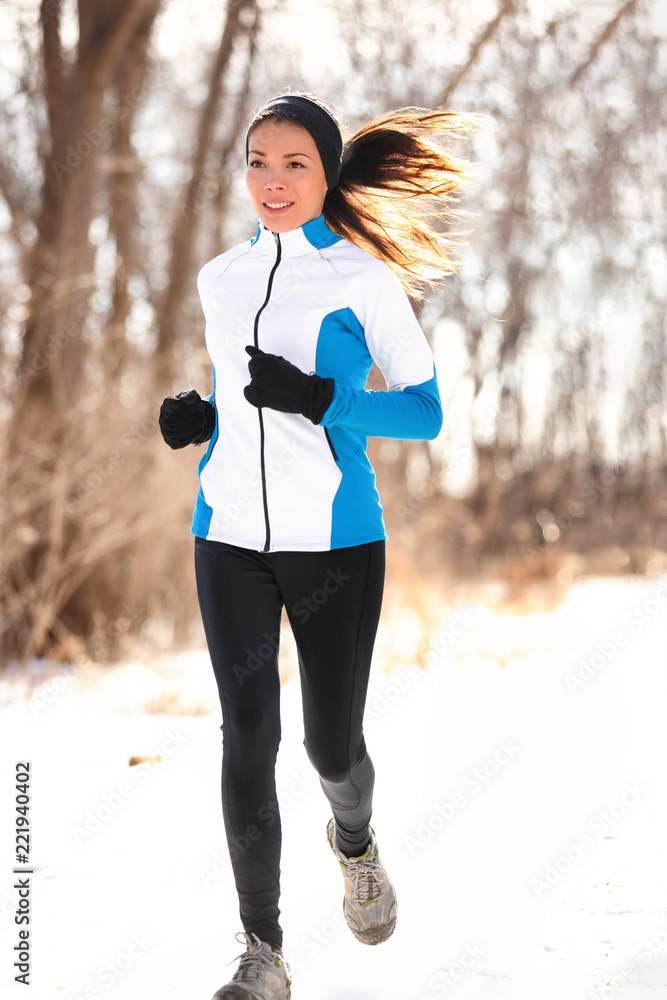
[[158, 390, 216, 449], [244, 345, 334, 425]]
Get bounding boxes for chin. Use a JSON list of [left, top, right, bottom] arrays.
[[261, 213, 305, 233]]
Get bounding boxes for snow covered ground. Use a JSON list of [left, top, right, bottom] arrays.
[[1, 573, 667, 999]]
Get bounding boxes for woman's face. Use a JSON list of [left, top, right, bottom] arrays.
[[246, 119, 328, 233]]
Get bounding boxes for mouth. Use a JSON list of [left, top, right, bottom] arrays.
[[263, 201, 294, 215]]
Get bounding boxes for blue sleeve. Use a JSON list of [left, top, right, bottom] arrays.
[[205, 363, 217, 405], [321, 372, 443, 440]]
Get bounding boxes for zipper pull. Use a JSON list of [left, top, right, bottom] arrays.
[[273, 232, 281, 249]]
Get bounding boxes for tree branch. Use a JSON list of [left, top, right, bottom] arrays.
[[104, 3, 163, 376], [77, 0, 162, 90], [568, 0, 638, 87], [0, 161, 28, 233], [436, 0, 516, 107], [40, 0, 64, 144]]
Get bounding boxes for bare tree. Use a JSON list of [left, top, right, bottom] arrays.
[[0, 0, 260, 665]]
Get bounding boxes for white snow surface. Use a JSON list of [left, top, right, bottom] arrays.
[[1, 574, 667, 999]]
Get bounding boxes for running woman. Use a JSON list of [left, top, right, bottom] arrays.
[[159, 92, 472, 1000]]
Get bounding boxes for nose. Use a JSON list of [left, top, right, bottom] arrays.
[[264, 168, 285, 190]]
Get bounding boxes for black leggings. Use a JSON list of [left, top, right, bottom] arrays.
[[194, 536, 385, 950]]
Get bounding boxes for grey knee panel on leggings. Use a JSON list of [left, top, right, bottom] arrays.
[[318, 749, 376, 857]]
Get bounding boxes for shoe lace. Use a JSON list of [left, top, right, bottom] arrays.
[[230, 933, 277, 984], [345, 853, 387, 903]]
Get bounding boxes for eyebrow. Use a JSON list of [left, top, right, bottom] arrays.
[[248, 149, 313, 159]]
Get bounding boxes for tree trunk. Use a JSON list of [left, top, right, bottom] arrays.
[[154, 0, 258, 388]]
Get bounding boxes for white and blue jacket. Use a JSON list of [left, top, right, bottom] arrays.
[[192, 214, 442, 552]]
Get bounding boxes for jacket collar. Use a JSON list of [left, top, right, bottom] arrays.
[[251, 214, 343, 257]]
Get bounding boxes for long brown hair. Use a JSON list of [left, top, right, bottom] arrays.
[[248, 95, 476, 297], [327, 109, 475, 297]]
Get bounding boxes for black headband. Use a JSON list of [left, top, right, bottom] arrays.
[[245, 95, 343, 191]]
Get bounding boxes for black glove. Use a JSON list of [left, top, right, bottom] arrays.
[[158, 390, 216, 449], [244, 345, 334, 425]]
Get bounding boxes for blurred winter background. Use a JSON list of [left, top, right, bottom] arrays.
[[1, 0, 666, 997]]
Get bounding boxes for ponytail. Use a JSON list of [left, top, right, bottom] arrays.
[[325, 109, 475, 297]]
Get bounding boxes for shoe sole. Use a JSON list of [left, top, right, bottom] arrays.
[[348, 911, 397, 945], [212, 983, 290, 1000]]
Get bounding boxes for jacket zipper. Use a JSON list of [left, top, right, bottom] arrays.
[[323, 427, 338, 462], [253, 231, 282, 552]]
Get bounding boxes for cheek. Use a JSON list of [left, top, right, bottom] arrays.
[[304, 177, 327, 207], [245, 170, 261, 202]]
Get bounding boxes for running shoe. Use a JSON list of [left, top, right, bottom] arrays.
[[326, 816, 397, 945], [211, 932, 291, 1000]]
